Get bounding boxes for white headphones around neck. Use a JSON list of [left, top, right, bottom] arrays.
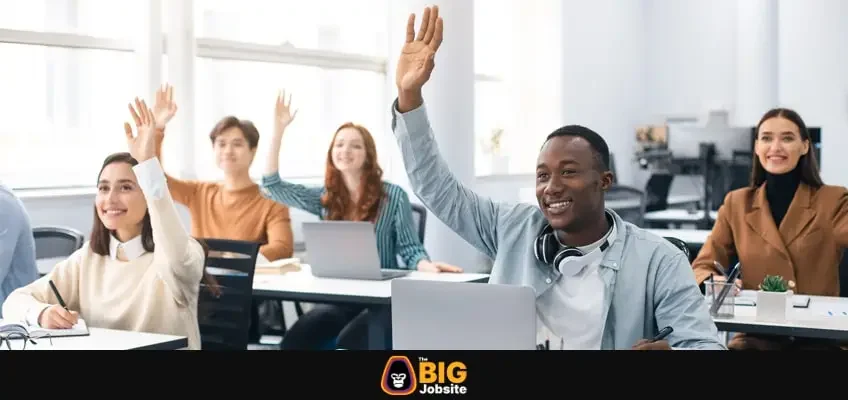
[[533, 211, 616, 276]]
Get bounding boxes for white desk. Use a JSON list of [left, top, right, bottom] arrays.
[[644, 209, 718, 226], [253, 265, 490, 305], [646, 229, 710, 245], [1, 327, 187, 350], [253, 265, 489, 350], [713, 294, 848, 341]]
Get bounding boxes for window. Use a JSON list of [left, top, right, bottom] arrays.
[[474, 0, 512, 176], [192, 58, 387, 181], [0, 1, 140, 189], [194, 0, 388, 57], [0, 0, 141, 39], [0, 42, 137, 189]]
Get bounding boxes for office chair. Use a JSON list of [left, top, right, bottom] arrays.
[[410, 203, 428, 243], [32, 226, 85, 259], [663, 236, 691, 261], [196, 238, 260, 350]]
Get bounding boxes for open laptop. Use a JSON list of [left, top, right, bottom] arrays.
[[302, 221, 410, 280], [391, 279, 537, 350]]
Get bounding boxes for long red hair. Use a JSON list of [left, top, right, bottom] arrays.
[[321, 122, 385, 222]]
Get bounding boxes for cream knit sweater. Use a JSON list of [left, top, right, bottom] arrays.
[[1, 158, 205, 350]]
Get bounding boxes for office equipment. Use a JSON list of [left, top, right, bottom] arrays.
[[391, 279, 537, 350], [303, 221, 409, 280]]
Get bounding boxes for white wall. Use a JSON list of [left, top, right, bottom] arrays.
[[777, 0, 848, 186]]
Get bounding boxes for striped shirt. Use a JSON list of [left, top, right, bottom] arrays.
[[0, 184, 38, 318], [260, 173, 429, 270]]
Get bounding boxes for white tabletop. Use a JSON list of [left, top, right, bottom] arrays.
[[645, 209, 718, 222], [645, 228, 710, 245], [1, 327, 187, 350], [713, 293, 848, 341], [253, 265, 490, 305]]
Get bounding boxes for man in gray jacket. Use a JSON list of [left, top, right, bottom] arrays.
[[389, 6, 725, 350]]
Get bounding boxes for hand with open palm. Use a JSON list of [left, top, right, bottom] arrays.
[[274, 89, 298, 136], [123, 98, 158, 163], [152, 84, 178, 131], [395, 6, 443, 111]]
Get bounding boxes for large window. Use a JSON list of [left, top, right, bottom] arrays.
[[193, 59, 386, 181], [474, 0, 511, 176], [195, 0, 388, 57], [0, 1, 140, 189], [189, 0, 390, 181]]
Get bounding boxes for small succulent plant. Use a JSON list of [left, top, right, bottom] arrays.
[[759, 275, 789, 292]]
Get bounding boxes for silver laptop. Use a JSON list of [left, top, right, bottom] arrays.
[[391, 279, 537, 350], [302, 221, 410, 280]]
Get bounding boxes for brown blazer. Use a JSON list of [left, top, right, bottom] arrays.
[[692, 182, 848, 296]]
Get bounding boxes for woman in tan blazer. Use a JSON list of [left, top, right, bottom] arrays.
[[692, 108, 848, 350]]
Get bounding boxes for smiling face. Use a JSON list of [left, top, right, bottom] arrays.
[[331, 127, 368, 173], [213, 126, 256, 175], [535, 135, 612, 232], [755, 116, 809, 175], [95, 162, 147, 236]]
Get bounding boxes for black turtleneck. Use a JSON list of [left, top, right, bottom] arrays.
[[765, 166, 801, 228]]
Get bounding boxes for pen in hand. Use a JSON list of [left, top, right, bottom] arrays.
[[48, 279, 68, 310], [651, 326, 673, 342]]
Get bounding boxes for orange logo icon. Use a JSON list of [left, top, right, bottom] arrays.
[[380, 355, 417, 396]]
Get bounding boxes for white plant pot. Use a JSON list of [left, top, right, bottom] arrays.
[[756, 290, 792, 322]]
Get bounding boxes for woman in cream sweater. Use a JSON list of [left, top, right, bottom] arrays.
[[1, 99, 206, 350]]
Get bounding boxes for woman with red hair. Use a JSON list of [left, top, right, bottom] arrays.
[[262, 91, 460, 349]]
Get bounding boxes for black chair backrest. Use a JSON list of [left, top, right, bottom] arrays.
[[410, 203, 427, 243], [644, 173, 674, 212], [32, 226, 85, 259], [197, 238, 260, 350], [663, 236, 691, 261]]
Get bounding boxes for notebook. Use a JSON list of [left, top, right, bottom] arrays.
[[0, 318, 90, 338], [255, 257, 302, 275], [734, 291, 811, 308]]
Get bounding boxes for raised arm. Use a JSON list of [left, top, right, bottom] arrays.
[[260, 89, 327, 216], [141, 84, 201, 205], [390, 6, 501, 258], [126, 99, 204, 307]]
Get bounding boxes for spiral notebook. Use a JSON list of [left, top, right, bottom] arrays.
[[0, 318, 90, 338]]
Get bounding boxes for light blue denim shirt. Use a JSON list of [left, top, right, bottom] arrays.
[[0, 184, 38, 318], [390, 100, 726, 350]]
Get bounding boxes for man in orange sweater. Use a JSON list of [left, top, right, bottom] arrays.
[[132, 85, 294, 262], [128, 86, 295, 343]]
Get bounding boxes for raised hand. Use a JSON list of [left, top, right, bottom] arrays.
[[274, 89, 298, 135], [124, 97, 158, 162], [152, 84, 178, 130], [396, 6, 443, 94]]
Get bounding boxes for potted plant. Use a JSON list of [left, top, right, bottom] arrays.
[[479, 127, 508, 174], [756, 275, 793, 322]]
